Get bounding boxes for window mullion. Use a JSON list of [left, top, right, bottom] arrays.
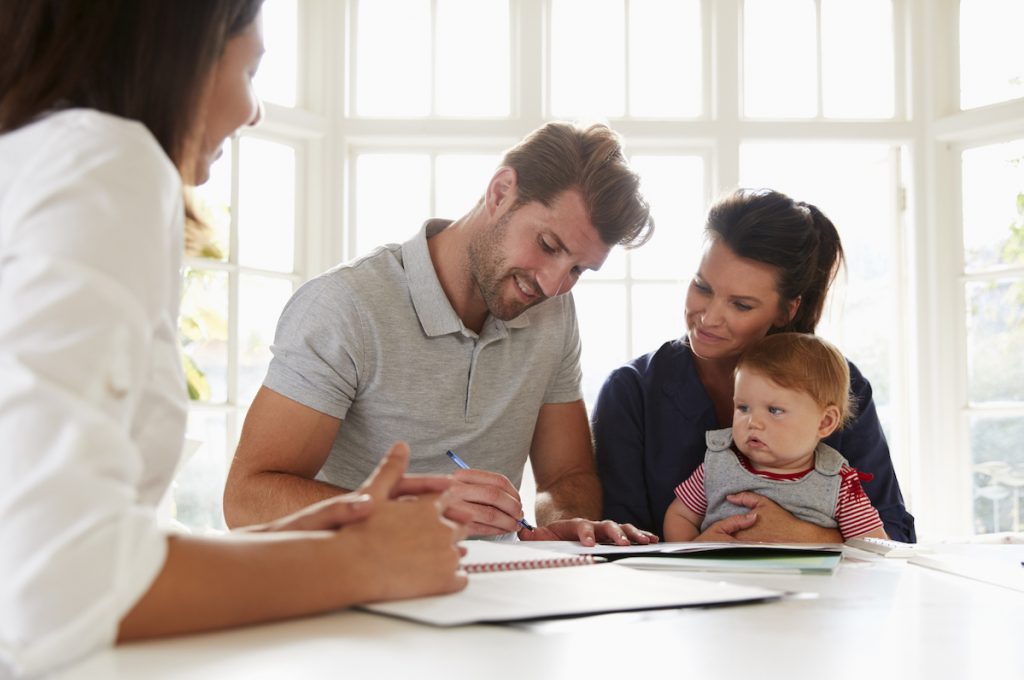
[[623, 0, 631, 118], [430, 0, 438, 117], [814, 0, 823, 118], [227, 139, 240, 422]]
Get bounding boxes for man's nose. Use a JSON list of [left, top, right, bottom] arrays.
[[537, 265, 575, 298], [248, 99, 264, 127]]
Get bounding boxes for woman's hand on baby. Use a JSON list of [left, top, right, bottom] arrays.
[[707, 492, 842, 543]]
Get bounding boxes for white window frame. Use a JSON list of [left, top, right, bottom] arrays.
[[918, 0, 1024, 536], [275, 0, 1024, 540], [178, 6, 330, 527]]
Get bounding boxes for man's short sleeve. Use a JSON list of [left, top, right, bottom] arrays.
[[262, 274, 366, 419], [542, 293, 583, 404]]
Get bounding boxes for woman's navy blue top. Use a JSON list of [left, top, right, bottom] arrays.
[[592, 340, 916, 542]]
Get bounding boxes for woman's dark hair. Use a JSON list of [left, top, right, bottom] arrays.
[[0, 0, 263, 167], [705, 188, 845, 334]]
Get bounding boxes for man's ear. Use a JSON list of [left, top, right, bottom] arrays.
[[817, 405, 841, 439], [485, 166, 518, 216]]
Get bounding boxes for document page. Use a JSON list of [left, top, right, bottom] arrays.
[[362, 561, 781, 626]]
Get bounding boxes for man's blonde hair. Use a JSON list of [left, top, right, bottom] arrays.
[[737, 333, 855, 427]]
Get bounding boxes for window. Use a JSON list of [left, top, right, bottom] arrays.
[[960, 139, 1024, 534], [172, 0, 310, 532], [354, 0, 510, 117], [550, 0, 702, 119], [575, 152, 706, 405], [959, 0, 1024, 110], [339, 0, 911, 525], [743, 0, 895, 119], [169, 0, 1024, 540], [740, 143, 903, 440]]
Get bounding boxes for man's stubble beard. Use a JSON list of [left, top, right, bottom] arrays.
[[466, 209, 541, 321]]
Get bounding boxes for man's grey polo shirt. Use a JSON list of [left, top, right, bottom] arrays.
[[263, 219, 584, 491]]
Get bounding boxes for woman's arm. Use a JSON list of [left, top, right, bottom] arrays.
[[828, 363, 916, 542], [0, 122, 465, 676], [120, 445, 466, 640], [700, 492, 843, 543], [592, 366, 655, 532]]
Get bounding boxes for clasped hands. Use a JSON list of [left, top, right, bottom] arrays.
[[694, 492, 843, 543]]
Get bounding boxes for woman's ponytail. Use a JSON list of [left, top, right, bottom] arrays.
[[705, 189, 846, 334]]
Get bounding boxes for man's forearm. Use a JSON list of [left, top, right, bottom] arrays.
[[534, 469, 602, 525], [223, 472, 351, 528]]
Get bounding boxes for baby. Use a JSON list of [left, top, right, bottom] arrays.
[[664, 333, 888, 542]]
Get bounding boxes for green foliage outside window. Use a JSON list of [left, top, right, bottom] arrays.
[[180, 191, 228, 401]]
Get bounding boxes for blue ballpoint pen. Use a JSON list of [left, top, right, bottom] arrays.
[[445, 449, 536, 531]]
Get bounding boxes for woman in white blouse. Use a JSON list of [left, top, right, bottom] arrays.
[[0, 2, 467, 675]]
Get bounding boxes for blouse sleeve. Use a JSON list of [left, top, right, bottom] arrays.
[[826, 361, 916, 542], [0, 113, 182, 675]]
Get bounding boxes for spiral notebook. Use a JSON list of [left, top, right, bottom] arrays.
[[362, 540, 781, 626], [461, 540, 606, 573]]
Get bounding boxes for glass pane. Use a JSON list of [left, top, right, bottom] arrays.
[[965, 278, 1024, 404], [354, 153, 430, 255], [254, 0, 298, 107], [592, 246, 628, 280], [628, 155, 705, 280], [238, 137, 296, 273], [970, 414, 1024, 534], [821, 0, 894, 119], [179, 270, 228, 403], [436, 0, 509, 116], [743, 0, 817, 118], [961, 139, 1024, 272], [189, 139, 232, 261], [740, 143, 896, 411], [171, 411, 229, 533], [960, 0, 1024, 109], [550, 0, 626, 118], [573, 282, 628, 408], [435, 153, 501, 218], [632, 282, 687, 354], [629, 0, 702, 117], [355, 0, 431, 116], [238, 275, 295, 406]]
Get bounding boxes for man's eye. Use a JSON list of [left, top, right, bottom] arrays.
[[539, 238, 556, 254]]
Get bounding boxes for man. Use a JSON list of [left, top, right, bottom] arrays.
[[223, 122, 655, 544]]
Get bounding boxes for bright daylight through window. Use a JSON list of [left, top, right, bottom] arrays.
[[173, 0, 1024, 541]]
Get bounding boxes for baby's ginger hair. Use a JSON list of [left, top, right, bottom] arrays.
[[737, 333, 855, 427]]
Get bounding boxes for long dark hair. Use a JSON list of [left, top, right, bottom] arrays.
[[705, 188, 845, 334], [0, 0, 263, 167]]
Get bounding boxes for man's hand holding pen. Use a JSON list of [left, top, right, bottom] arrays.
[[445, 449, 658, 545]]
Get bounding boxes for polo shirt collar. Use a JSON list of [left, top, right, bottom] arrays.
[[402, 219, 532, 338]]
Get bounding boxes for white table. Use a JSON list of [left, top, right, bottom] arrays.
[[52, 546, 1024, 680]]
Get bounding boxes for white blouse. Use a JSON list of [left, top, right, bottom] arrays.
[[0, 110, 187, 675]]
